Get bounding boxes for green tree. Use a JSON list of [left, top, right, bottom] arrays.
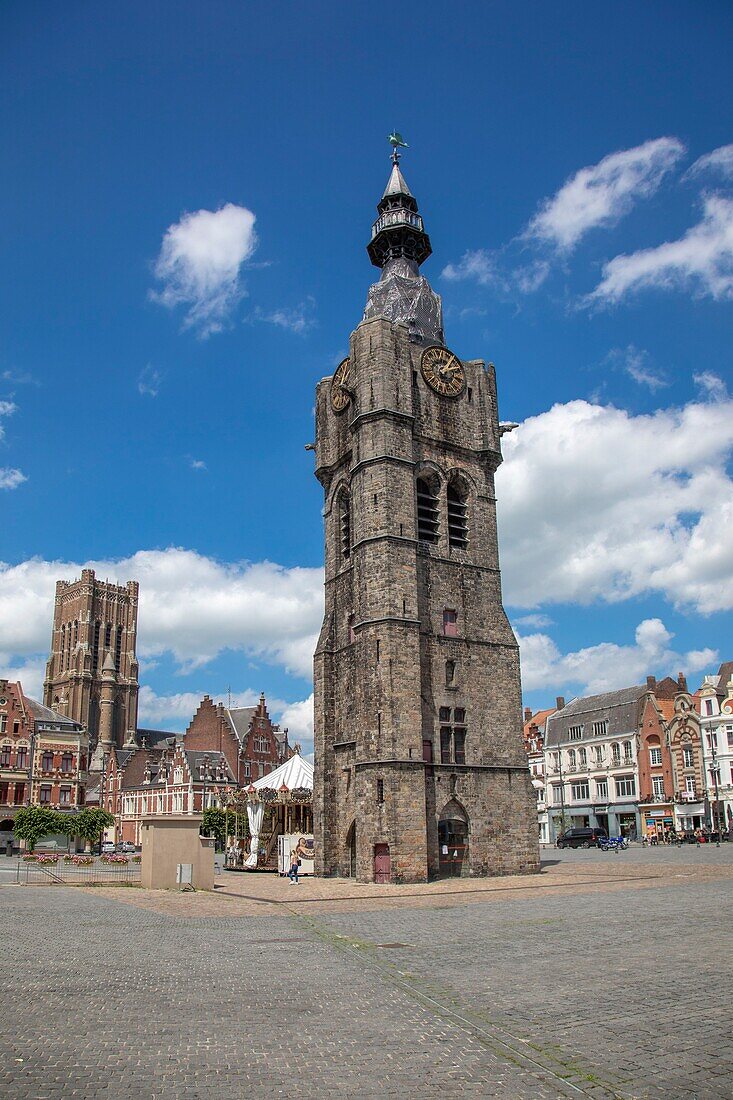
[[202, 807, 248, 850], [68, 808, 115, 850], [12, 806, 60, 852]]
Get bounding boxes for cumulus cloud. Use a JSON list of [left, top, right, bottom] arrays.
[[497, 388, 733, 614], [151, 203, 257, 337], [519, 618, 716, 696], [525, 137, 685, 252], [588, 194, 733, 304], [0, 550, 322, 678], [686, 144, 733, 181]]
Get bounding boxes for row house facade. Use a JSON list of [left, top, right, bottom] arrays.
[[101, 691, 292, 844], [538, 674, 710, 842], [696, 661, 733, 836], [523, 701, 561, 843], [103, 740, 236, 846], [0, 679, 88, 848]]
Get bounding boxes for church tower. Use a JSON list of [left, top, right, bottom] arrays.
[[43, 569, 140, 765], [313, 143, 539, 883]]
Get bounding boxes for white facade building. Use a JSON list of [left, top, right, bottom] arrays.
[[697, 662, 733, 837]]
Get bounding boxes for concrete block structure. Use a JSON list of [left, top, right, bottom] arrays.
[[140, 815, 214, 890], [312, 145, 539, 883]]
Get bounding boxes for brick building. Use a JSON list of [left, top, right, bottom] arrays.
[[523, 702, 560, 843], [101, 691, 290, 843], [0, 678, 87, 849], [103, 740, 236, 846], [637, 676, 677, 840], [696, 661, 733, 836], [312, 146, 539, 883], [43, 569, 139, 765], [666, 676, 706, 833]]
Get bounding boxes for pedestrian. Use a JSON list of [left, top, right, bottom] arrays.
[[288, 848, 300, 884]]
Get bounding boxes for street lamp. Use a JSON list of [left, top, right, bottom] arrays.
[[708, 736, 723, 847]]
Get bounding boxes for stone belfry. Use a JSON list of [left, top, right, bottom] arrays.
[[43, 569, 140, 766], [313, 140, 539, 883]]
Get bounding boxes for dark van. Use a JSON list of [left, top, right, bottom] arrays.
[[556, 827, 607, 849]]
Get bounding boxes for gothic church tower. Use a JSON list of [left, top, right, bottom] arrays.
[[313, 146, 539, 883], [43, 569, 140, 766]]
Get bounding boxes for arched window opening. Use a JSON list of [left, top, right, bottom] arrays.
[[339, 493, 351, 559], [115, 625, 123, 671], [92, 621, 101, 670], [60, 624, 66, 669], [416, 476, 439, 543], [447, 482, 469, 549], [104, 622, 112, 651]]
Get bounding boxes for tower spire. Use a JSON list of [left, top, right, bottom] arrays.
[[362, 134, 444, 346]]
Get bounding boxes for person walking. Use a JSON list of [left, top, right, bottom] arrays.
[[288, 848, 300, 884]]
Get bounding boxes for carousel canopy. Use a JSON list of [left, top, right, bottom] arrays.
[[251, 752, 313, 793]]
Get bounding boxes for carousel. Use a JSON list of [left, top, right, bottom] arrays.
[[225, 753, 314, 874]]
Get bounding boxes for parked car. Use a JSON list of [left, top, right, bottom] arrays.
[[556, 827, 608, 849], [118, 841, 136, 854], [101, 841, 116, 854]]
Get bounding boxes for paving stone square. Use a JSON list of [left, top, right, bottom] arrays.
[[2, 848, 732, 1099]]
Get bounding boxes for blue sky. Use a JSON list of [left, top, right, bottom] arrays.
[[2, 1, 732, 745]]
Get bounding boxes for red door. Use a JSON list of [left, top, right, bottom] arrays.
[[374, 843, 391, 883]]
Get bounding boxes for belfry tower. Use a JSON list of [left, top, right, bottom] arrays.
[[43, 569, 140, 766], [313, 142, 539, 883]]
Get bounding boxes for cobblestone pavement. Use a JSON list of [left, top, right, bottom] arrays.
[[2, 851, 732, 1099]]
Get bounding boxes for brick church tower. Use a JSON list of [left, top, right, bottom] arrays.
[[43, 569, 140, 766], [313, 143, 539, 883]]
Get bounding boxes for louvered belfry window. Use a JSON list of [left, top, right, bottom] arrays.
[[416, 477, 439, 542], [447, 482, 468, 549], [340, 493, 351, 558]]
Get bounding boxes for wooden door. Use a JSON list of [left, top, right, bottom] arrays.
[[373, 843, 391, 883]]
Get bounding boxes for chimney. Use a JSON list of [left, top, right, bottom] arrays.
[[646, 676, 656, 691], [524, 707, 532, 723], [556, 696, 565, 711], [677, 672, 688, 693]]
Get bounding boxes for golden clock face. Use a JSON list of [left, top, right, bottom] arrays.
[[420, 345, 466, 397], [330, 357, 351, 412]]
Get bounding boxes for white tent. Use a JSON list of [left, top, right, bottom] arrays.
[[251, 753, 313, 793]]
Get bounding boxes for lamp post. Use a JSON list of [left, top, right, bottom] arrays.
[[709, 736, 723, 847]]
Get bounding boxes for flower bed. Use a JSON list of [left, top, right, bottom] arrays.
[[22, 854, 38, 862], [35, 853, 60, 865], [100, 853, 129, 864], [64, 854, 94, 866], [132, 854, 142, 863]]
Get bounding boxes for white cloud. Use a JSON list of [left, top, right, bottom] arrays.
[[0, 550, 322, 679], [498, 389, 733, 614], [255, 296, 316, 336], [686, 144, 733, 181], [138, 365, 162, 397], [588, 194, 733, 304], [442, 250, 504, 287], [151, 203, 257, 337], [519, 618, 716, 696], [526, 137, 685, 252], [606, 345, 668, 391], [189, 458, 207, 471], [514, 613, 554, 630], [278, 693, 314, 752], [0, 468, 26, 490], [0, 654, 45, 700]]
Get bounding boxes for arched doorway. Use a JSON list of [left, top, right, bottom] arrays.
[[345, 821, 356, 878], [438, 800, 469, 877]]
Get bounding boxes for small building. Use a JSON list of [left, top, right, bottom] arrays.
[[184, 691, 292, 785], [637, 677, 677, 841]]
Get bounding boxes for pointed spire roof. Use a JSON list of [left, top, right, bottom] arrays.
[[383, 162, 413, 199], [102, 651, 116, 674]]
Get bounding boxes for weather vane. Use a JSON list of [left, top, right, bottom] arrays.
[[388, 130, 408, 165]]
